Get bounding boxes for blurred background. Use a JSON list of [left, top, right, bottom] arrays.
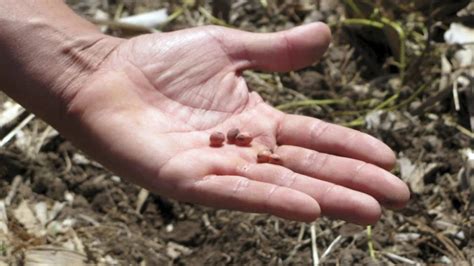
[[0, 0, 472, 264]]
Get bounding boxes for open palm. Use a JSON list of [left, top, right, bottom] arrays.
[[66, 23, 409, 224]]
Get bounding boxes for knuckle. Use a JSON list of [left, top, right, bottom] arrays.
[[279, 170, 298, 188], [232, 178, 250, 195], [321, 183, 339, 204], [309, 119, 330, 140], [349, 162, 368, 187], [304, 150, 329, 172], [266, 184, 280, 202]]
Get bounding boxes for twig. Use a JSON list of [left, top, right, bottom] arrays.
[[33, 126, 55, 155], [406, 217, 466, 260], [405, 0, 434, 83], [77, 214, 100, 227], [380, 17, 407, 81], [276, 99, 349, 111], [283, 223, 307, 264], [342, 93, 398, 127], [367, 226, 377, 260], [202, 214, 219, 234], [453, 77, 461, 111], [158, 8, 185, 31], [0, 113, 35, 148], [342, 18, 384, 29], [374, 93, 399, 111], [426, 241, 453, 258], [0, 200, 8, 235], [310, 223, 319, 266], [444, 117, 474, 139], [381, 251, 419, 265], [320, 235, 344, 261], [388, 83, 430, 111], [274, 73, 306, 100], [343, 0, 364, 17], [341, 117, 365, 128], [198, 6, 231, 27], [411, 84, 451, 115], [297, 223, 305, 242], [113, 2, 124, 21], [135, 188, 150, 213], [61, 151, 72, 175], [283, 238, 311, 265], [89, 18, 158, 33], [5, 175, 22, 206]]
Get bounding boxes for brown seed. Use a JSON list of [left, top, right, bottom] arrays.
[[226, 128, 240, 143], [257, 150, 272, 163], [209, 132, 225, 147], [269, 154, 283, 165], [235, 132, 253, 146]]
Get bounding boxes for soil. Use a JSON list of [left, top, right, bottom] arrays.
[[0, 0, 473, 265]]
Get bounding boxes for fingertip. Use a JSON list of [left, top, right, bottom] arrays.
[[298, 194, 322, 222], [381, 146, 397, 170], [232, 22, 332, 72], [288, 22, 332, 62], [291, 22, 332, 43], [360, 196, 382, 226], [383, 178, 411, 210], [311, 22, 333, 47], [346, 194, 381, 226], [365, 134, 397, 170], [274, 189, 321, 222]]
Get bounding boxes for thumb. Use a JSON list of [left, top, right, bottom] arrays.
[[216, 22, 332, 72]]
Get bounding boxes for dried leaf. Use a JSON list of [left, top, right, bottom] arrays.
[[24, 246, 86, 266], [13, 201, 44, 237]]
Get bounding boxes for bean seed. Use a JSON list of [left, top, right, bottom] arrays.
[[210, 132, 225, 147], [226, 128, 240, 143], [269, 154, 283, 165], [257, 150, 272, 163], [235, 132, 252, 146]]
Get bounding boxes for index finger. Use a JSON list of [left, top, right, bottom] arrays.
[[276, 114, 396, 170]]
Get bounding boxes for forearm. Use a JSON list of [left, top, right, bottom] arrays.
[[0, 0, 121, 129]]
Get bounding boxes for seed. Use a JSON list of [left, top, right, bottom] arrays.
[[269, 154, 283, 165], [209, 132, 225, 147], [226, 128, 240, 143], [257, 150, 272, 163], [235, 132, 252, 146]]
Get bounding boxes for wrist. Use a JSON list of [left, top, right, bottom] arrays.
[[0, 1, 124, 129]]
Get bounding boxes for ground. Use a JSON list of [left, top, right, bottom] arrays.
[[0, 0, 473, 265]]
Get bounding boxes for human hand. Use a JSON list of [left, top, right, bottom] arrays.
[[61, 23, 409, 225]]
